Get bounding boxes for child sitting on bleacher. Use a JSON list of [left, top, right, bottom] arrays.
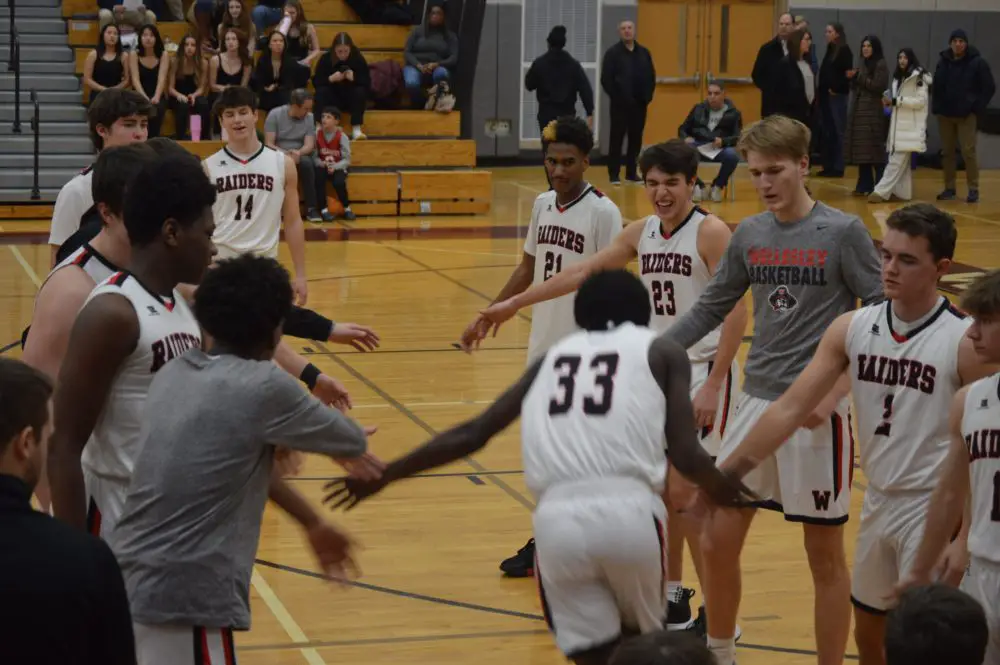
[[313, 108, 355, 222]]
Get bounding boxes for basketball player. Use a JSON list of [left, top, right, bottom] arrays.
[[112, 255, 371, 665], [662, 115, 884, 665], [893, 269, 1000, 665], [329, 269, 756, 665], [458, 115, 623, 578], [48, 88, 152, 266], [202, 85, 309, 305], [478, 139, 748, 630], [718, 205, 998, 665]]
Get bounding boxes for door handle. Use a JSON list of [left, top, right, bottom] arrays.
[[707, 72, 753, 85], [656, 72, 701, 88]]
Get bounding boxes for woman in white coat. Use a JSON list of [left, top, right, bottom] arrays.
[[869, 48, 933, 203]]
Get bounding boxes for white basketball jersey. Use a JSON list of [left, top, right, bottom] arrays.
[[636, 209, 719, 362], [523, 186, 622, 363], [38, 242, 118, 295], [204, 144, 286, 259], [81, 271, 202, 483], [961, 372, 1000, 564], [846, 298, 970, 492], [521, 322, 668, 500]]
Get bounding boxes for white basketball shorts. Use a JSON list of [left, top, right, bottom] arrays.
[[960, 557, 1000, 665], [134, 623, 237, 665], [690, 358, 741, 458], [717, 394, 854, 524], [850, 488, 932, 613], [533, 477, 668, 657]]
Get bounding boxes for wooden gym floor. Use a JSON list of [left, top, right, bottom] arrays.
[[1, 166, 999, 664]]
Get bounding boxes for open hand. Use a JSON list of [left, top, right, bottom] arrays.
[[306, 520, 360, 582], [313, 373, 352, 411], [334, 447, 384, 482], [329, 322, 380, 352], [479, 298, 519, 332], [458, 314, 492, 352], [324, 474, 389, 510], [691, 381, 721, 430]]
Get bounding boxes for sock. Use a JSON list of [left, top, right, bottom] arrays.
[[707, 637, 736, 665], [667, 581, 682, 603]]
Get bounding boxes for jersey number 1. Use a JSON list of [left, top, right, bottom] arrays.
[[235, 194, 255, 221], [548, 353, 620, 416], [874, 394, 894, 436]]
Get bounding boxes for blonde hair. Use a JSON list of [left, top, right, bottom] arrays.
[[961, 270, 1000, 319], [737, 115, 812, 162]]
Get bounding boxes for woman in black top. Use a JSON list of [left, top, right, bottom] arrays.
[[313, 32, 370, 140], [82, 23, 128, 103], [209, 28, 252, 137], [129, 24, 170, 137], [844, 35, 890, 195], [253, 31, 295, 112], [280, 0, 320, 89], [817, 22, 853, 176], [168, 34, 211, 140], [773, 28, 816, 126]]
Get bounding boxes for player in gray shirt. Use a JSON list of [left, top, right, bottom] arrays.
[[111, 254, 375, 665], [665, 116, 883, 665]]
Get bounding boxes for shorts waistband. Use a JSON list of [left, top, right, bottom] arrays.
[[538, 476, 655, 504]]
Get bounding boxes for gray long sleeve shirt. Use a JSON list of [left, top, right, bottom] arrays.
[[668, 202, 884, 400], [404, 25, 459, 69], [111, 350, 367, 629]]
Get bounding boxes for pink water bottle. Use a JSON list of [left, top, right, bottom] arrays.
[[190, 113, 202, 141], [277, 15, 292, 35]]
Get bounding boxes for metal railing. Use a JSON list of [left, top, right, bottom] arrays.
[[29, 88, 40, 200], [10, 24, 21, 133], [6, 0, 14, 70]]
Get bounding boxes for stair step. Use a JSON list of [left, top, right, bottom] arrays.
[[0, 119, 87, 134], [0, 168, 84, 189], [6, 17, 67, 33], [0, 188, 63, 202], [0, 104, 85, 122], [0, 89, 81, 104], [8, 0, 60, 7], [8, 61, 76, 74], [0, 33, 67, 46], [0, 74, 80, 91], [4, 153, 93, 169], [0, 45, 73, 63], [4, 136, 93, 153], [0, 5, 63, 18]]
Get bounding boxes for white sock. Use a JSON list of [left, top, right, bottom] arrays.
[[667, 581, 682, 602], [707, 637, 736, 665]]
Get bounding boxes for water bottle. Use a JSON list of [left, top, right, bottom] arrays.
[[190, 113, 202, 141], [277, 15, 292, 36]]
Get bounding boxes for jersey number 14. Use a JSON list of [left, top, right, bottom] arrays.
[[234, 194, 255, 221], [548, 353, 620, 416]]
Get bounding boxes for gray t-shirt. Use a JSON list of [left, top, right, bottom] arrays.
[[263, 105, 315, 153], [668, 202, 884, 400], [111, 350, 366, 629]]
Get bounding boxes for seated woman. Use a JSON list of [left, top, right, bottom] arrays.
[[208, 28, 252, 136], [278, 0, 321, 89], [168, 34, 211, 140], [129, 24, 170, 137], [253, 31, 296, 112], [217, 0, 257, 56], [83, 23, 129, 104], [402, 2, 458, 108], [312, 32, 370, 140]]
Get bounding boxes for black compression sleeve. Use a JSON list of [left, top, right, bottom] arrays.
[[283, 306, 334, 341]]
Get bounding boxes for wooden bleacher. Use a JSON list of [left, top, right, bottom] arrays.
[[61, 0, 491, 218]]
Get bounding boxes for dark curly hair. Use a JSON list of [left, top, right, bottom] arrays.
[[213, 85, 258, 120], [193, 254, 294, 357], [145, 136, 192, 159], [575, 269, 651, 331], [542, 115, 594, 156], [123, 153, 216, 247], [639, 139, 700, 182]]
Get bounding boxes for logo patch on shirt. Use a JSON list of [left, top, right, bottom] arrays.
[[767, 285, 798, 312], [146, 305, 159, 316], [871, 323, 880, 336]]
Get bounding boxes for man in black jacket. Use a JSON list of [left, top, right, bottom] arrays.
[[600, 19, 655, 185], [750, 13, 794, 118], [678, 82, 743, 202], [0, 358, 135, 665], [932, 29, 996, 204]]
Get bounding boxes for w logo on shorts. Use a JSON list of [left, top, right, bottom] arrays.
[[812, 490, 832, 511]]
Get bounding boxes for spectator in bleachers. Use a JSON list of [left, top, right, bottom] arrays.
[[313, 32, 370, 141], [218, 0, 257, 57], [188, 0, 225, 52], [885, 585, 988, 665], [313, 108, 355, 222], [265, 89, 323, 220], [168, 34, 211, 139], [98, 2, 156, 32], [83, 23, 129, 104], [844, 35, 889, 196], [209, 28, 252, 136], [403, 2, 458, 108], [772, 27, 816, 126], [525, 25, 594, 134], [277, 0, 321, 88], [128, 24, 169, 138], [254, 32, 296, 112], [678, 81, 742, 203], [817, 22, 852, 177]]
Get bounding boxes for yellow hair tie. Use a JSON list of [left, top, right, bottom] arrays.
[[541, 120, 558, 142]]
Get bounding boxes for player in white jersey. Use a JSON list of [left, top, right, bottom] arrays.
[[894, 269, 1000, 665], [720, 204, 999, 665], [329, 269, 755, 665], [458, 116, 623, 577], [202, 86, 309, 305], [478, 140, 748, 629]]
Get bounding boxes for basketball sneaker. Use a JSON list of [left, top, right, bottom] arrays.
[[499, 538, 535, 577], [689, 605, 742, 642], [666, 587, 696, 630]]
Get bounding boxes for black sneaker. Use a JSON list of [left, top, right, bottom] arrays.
[[499, 538, 535, 577], [968, 189, 979, 203], [937, 188, 957, 201], [666, 587, 696, 630], [688, 605, 743, 642]]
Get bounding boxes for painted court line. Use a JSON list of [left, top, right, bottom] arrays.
[[1, 224, 42, 289], [251, 569, 328, 665]]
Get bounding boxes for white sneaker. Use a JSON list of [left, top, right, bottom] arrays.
[[692, 185, 703, 202], [710, 186, 723, 202], [352, 126, 366, 140]]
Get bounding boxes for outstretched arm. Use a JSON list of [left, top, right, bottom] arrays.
[[282, 154, 309, 305], [720, 313, 853, 478]]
